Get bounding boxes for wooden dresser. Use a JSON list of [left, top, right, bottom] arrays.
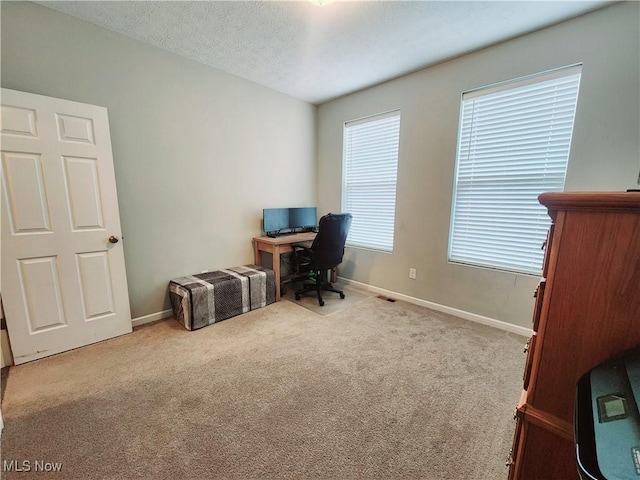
[[508, 192, 640, 480]]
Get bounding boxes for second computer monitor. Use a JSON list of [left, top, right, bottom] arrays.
[[289, 207, 317, 230]]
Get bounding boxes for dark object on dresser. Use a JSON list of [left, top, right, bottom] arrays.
[[575, 345, 640, 480]]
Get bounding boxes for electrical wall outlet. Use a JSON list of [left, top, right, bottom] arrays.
[[409, 268, 417, 279]]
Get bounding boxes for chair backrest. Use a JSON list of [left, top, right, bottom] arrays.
[[310, 213, 353, 269]]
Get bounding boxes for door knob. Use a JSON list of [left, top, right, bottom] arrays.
[[109, 236, 119, 244]]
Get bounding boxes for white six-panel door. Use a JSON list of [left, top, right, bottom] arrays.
[[1, 88, 132, 364]]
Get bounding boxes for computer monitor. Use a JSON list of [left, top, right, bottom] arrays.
[[263, 207, 318, 235], [289, 207, 317, 230], [263, 208, 289, 233]]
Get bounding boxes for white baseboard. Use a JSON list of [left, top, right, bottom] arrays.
[[338, 277, 532, 338], [131, 309, 173, 328]]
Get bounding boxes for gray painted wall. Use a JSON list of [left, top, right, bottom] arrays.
[[317, 2, 640, 328], [1, 2, 317, 319]]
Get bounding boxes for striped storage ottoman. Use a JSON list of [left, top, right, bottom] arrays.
[[169, 265, 275, 331]]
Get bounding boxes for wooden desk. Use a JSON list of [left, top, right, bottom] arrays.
[[253, 232, 316, 301]]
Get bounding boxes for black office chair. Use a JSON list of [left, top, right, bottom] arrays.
[[291, 213, 352, 306]]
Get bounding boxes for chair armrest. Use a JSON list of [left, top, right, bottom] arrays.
[[292, 244, 312, 254]]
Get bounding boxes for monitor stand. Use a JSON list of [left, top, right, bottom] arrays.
[[266, 231, 295, 238]]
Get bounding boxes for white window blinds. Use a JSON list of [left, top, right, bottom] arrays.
[[449, 66, 582, 275], [343, 111, 400, 252]]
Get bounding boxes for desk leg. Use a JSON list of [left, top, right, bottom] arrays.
[[254, 241, 262, 266], [273, 245, 281, 301]]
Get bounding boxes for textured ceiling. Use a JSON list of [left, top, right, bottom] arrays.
[[38, 1, 613, 104]]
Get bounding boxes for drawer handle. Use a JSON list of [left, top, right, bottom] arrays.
[[505, 449, 514, 467]]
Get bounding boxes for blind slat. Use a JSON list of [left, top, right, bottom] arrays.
[[449, 67, 581, 275]]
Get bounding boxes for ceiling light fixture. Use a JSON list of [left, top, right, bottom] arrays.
[[309, 0, 335, 6]]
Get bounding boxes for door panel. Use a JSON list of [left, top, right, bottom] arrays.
[[76, 251, 115, 320], [63, 156, 104, 230], [18, 256, 67, 332], [2, 152, 52, 234], [1, 88, 132, 364], [1, 105, 38, 137], [55, 113, 95, 144]]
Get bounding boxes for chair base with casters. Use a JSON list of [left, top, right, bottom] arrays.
[[294, 268, 345, 306]]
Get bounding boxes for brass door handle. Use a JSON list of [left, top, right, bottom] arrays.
[[109, 236, 120, 244]]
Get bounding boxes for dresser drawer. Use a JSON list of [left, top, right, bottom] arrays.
[[508, 397, 529, 480], [523, 333, 537, 390], [531, 280, 546, 332], [515, 421, 579, 480], [507, 414, 524, 479], [542, 224, 554, 279]]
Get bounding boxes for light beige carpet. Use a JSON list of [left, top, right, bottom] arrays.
[[1, 297, 525, 479]]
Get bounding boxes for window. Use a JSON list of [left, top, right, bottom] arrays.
[[343, 110, 401, 252], [449, 65, 582, 275]]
